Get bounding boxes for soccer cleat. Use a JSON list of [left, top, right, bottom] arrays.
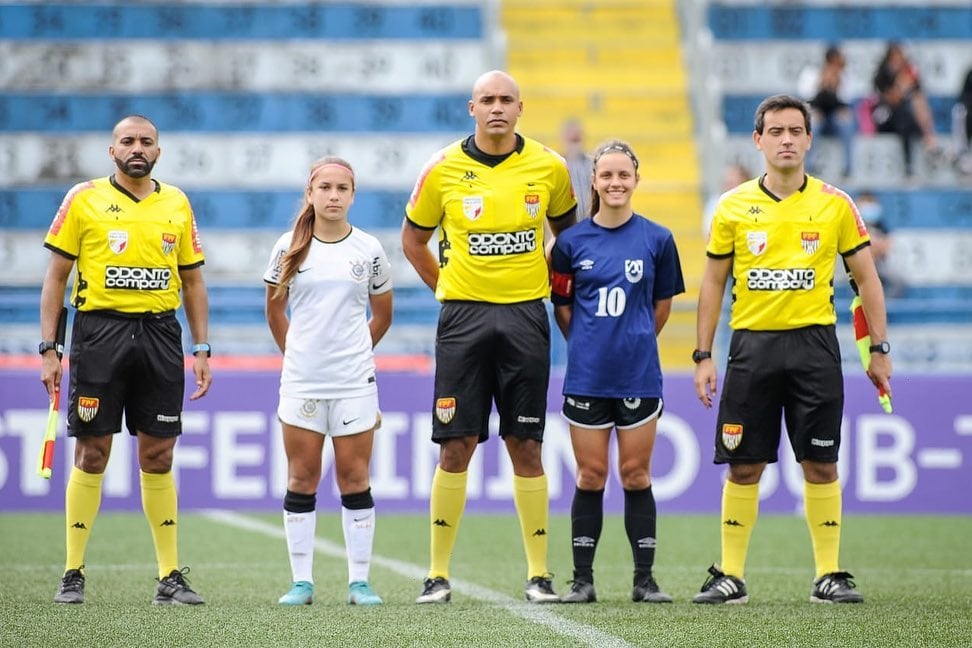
[[54, 568, 85, 604], [416, 576, 451, 604], [278, 580, 314, 606], [348, 581, 383, 606], [632, 575, 673, 603], [560, 579, 596, 603], [524, 575, 559, 603], [811, 571, 864, 604], [153, 567, 205, 605], [692, 564, 748, 604]]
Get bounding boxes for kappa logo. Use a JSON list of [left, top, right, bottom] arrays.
[[747, 206, 763, 215], [723, 519, 743, 527], [435, 397, 456, 424], [160, 519, 176, 527], [532, 528, 547, 537], [78, 396, 99, 423], [106, 204, 122, 213], [820, 520, 840, 527], [462, 170, 478, 182], [71, 521, 88, 530], [433, 519, 451, 527]]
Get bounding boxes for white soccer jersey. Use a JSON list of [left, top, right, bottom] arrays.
[[264, 227, 392, 399]]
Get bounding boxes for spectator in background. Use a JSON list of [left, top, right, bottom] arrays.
[[798, 45, 856, 179], [953, 67, 972, 175], [265, 156, 392, 607], [561, 118, 594, 220], [856, 190, 904, 298], [871, 42, 940, 177], [702, 162, 751, 239]]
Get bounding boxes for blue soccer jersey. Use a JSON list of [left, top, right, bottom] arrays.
[[551, 215, 685, 398]]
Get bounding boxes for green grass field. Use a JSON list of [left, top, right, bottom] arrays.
[[2, 511, 970, 647]]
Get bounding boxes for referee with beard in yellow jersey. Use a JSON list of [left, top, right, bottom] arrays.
[[402, 70, 577, 604], [40, 115, 211, 606], [691, 95, 892, 605]]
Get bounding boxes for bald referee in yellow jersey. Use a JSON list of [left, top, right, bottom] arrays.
[[402, 70, 577, 604], [40, 115, 211, 605], [692, 95, 891, 605]]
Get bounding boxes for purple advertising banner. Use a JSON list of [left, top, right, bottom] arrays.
[[1, 370, 970, 513]]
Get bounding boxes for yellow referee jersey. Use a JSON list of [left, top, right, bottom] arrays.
[[707, 175, 870, 330], [406, 135, 576, 303], [43, 176, 205, 314]]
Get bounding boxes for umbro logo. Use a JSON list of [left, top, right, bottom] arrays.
[[820, 520, 839, 527], [433, 519, 451, 527], [723, 519, 743, 527], [106, 204, 122, 213], [160, 519, 176, 527], [462, 171, 477, 181], [71, 522, 88, 529], [747, 206, 763, 215], [532, 528, 547, 537]]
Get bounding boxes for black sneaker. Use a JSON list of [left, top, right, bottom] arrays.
[[692, 564, 748, 604], [560, 580, 596, 603], [632, 575, 673, 603], [415, 576, 451, 604], [54, 568, 85, 604], [811, 571, 864, 603], [154, 567, 205, 605], [524, 575, 559, 603]]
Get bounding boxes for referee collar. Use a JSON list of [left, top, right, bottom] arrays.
[[758, 173, 808, 202], [110, 174, 161, 203], [462, 134, 524, 167]]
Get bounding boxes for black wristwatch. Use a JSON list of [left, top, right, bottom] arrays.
[[869, 341, 891, 354], [38, 340, 58, 355], [692, 349, 712, 364]]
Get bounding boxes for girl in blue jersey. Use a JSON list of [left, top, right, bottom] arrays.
[[550, 140, 685, 603]]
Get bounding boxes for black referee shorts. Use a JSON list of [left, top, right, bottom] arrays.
[[68, 310, 185, 438], [431, 300, 550, 444], [714, 325, 844, 464]]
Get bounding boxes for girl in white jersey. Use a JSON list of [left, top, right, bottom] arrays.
[[264, 157, 393, 606]]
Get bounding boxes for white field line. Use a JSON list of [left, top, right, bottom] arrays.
[[203, 509, 637, 648]]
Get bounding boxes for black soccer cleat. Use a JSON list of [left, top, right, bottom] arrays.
[[54, 567, 85, 604], [692, 564, 748, 604], [811, 571, 864, 603], [153, 567, 205, 605]]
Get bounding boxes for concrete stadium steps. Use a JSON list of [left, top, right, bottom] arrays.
[[502, 0, 702, 370], [502, 0, 679, 41], [516, 90, 693, 138]]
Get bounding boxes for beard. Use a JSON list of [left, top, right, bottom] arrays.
[[114, 155, 156, 179]]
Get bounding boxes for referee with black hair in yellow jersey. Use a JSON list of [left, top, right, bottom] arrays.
[[403, 70, 577, 604], [692, 94, 891, 605], [40, 115, 211, 606]]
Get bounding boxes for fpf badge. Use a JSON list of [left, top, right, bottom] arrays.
[[721, 423, 743, 451], [436, 397, 456, 424]]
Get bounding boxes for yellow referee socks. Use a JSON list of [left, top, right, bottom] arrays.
[[64, 467, 104, 572], [513, 473, 550, 579], [428, 466, 468, 580], [720, 480, 759, 579], [805, 480, 843, 578], [141, 470, 179, 579]]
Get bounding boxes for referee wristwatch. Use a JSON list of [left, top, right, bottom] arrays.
[[869, 340, 891, 354], [38, 340, 58, 355], [691, 349, 712, 364], [191, 342, 212, 357]]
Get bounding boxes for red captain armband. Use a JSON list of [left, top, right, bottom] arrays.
[[550, 269, 574, 299]]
